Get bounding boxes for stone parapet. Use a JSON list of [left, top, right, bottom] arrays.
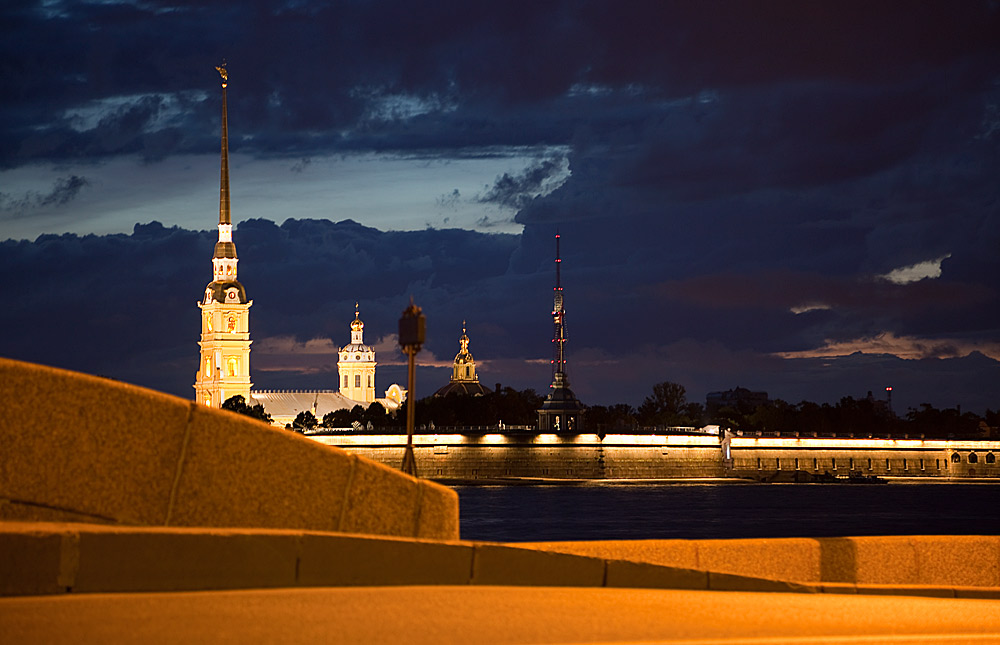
[[2, 523, 998, 599], [522, 535, 1000, 587], [0, 358, 457, 540]]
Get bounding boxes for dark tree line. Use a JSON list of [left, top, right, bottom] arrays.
[[587, 381, 703, 430], [224, 383, 997, 439], [399, 387, 544, 429], [589, 381, 996, 439]]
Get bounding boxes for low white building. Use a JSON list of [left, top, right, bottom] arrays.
[[251, 307, 406, 427]]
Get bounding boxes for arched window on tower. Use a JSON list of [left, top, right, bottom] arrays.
[[368, 375, 372, 387], [355, 374, 361, 388], [969, 453, 979, 464], [465, 366, 470, 378], [227, 357, 239, 377], [951, 453, 961, 463], [205, 358, 211, 376], [343, 375, 348, 388]]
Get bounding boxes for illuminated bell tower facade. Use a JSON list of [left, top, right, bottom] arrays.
[[194, 64, 252, 408], [338, 303, 376, 404], [452, 322, 480, 384]]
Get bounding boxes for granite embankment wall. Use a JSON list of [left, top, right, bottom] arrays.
[[312, 434, 727, 480], [311, 433, 1000, 480], [0, 358, 458, 539], [729, 436, 998, 480]]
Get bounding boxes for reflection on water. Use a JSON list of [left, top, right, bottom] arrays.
[[455, 482, 1000, 542]]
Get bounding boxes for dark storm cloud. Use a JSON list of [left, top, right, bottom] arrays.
[[0, 218, 525, 397], [0, 215, 996, 411], [6, 1, 994, 167], [0, 175, 90, 213], [2, 1, 999, 411], [477, 157, 564, 211]]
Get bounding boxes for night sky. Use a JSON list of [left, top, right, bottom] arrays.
[[2, 1, 999, 414]]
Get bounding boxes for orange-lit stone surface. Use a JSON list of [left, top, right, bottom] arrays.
[[414, 477, 461, 539], [298, 533, 473, 587], [0, 530, 65, 596], [71, 530, 301, 593], [0, 358, 458, 540], [525, 535, 1000, 587], [5, 522, 999, 600], [471, 544, 605, 587], [167, 404, 356, 532], [0, 359, 190, 525], [3, 357, 1000, 643], [520, 539, 700, 570], [603, 560, 707, 590], [909, 535, 1000, 587], [3, 585, 1000, 644], [340, 458, 422, 536], [698, 537, 820, 581]]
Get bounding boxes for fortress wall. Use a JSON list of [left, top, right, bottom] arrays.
[[731, 449, 952, 478], [730, 437, 998, 479], [313, 433, 999, 480], [314, 433, 728, 479], [604, 446, 726, 479]]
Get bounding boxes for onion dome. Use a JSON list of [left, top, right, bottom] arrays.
[[351, 303, 364, 332], [203, 280, 248, 305], [434, 321, 489, 397]]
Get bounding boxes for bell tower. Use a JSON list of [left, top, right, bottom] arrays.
[[338, 303, 377, 403], [451, 322, 480, 384], [194, 63, 252, 408]]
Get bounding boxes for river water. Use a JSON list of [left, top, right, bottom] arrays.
[[455, 481, 1000, 542]]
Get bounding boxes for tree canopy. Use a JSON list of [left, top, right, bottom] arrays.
[[292, 410, 317, 430], [398, 387, 543, 429], [636, 382, 703, 427], [221, 394, 272, 424]]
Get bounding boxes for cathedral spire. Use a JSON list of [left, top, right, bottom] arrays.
[[217, 62, 230, 227], [210, 63, 240, 284], [195, 62, 252, 409]]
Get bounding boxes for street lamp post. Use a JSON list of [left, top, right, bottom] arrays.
[[398, 299, 425, 477]]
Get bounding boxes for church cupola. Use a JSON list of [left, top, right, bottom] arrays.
[[338, 302, 377, 403], [350, 303, 365, 344], [452, 321, 478, 383], [433, 321, 490, 397], [194, 63, 253, 408]]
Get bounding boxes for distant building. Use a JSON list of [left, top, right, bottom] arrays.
[[434, 322, 490, 397], [193, 65, 252, 409], [865, 390, 893, 418], [537, 233, 585, 432], [251, 307, 404, 427], [706, 387, 769, 414], [193, 66, 402, 426], [338, 304, 377, 404]]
